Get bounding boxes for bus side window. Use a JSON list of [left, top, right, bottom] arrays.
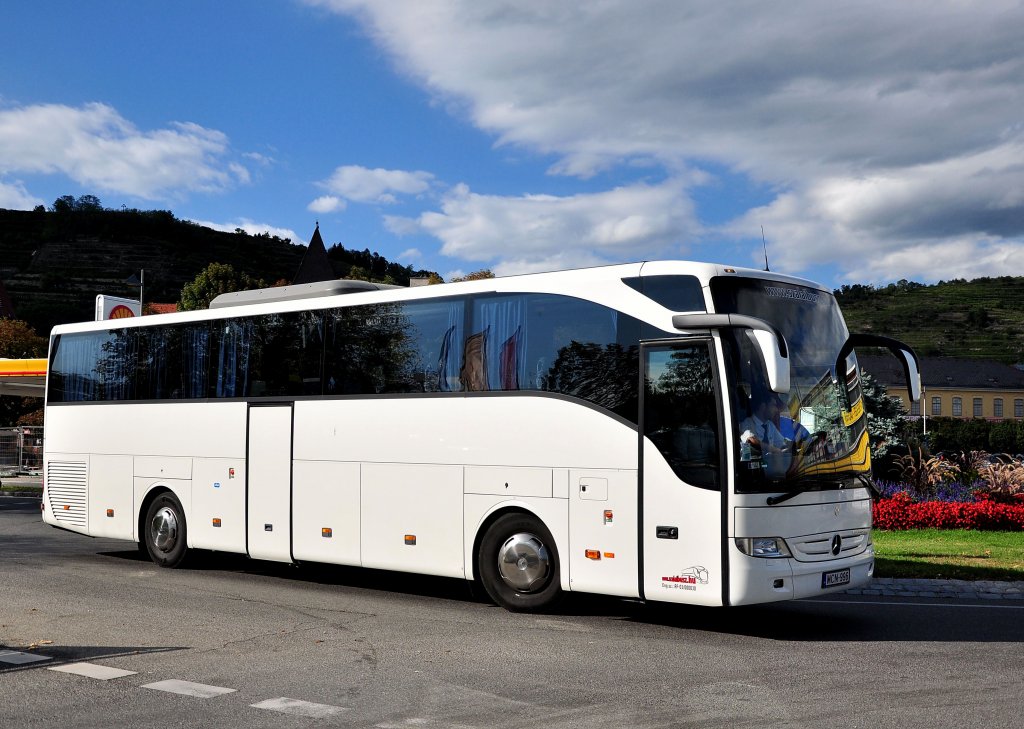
[[533, 294, 639, 422]]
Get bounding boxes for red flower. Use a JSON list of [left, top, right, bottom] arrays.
[[872, 494, 1024, 531]]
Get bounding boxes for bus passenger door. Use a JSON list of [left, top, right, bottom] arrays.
[[640, 341, 725, 606], [247, 403, 293, 562]]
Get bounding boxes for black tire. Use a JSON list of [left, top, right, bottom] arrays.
[[143, 492, 189, 568], [477, 513, 561, 612]]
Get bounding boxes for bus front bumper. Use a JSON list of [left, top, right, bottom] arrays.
[[728, 545, 874, 606]]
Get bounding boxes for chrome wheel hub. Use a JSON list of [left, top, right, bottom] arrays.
[[497, 532, 550, 592], [151, 507, 179, 553]]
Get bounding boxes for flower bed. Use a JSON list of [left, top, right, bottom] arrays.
[[873, 492, 1024, 531], [872, 450, 1024, 531]]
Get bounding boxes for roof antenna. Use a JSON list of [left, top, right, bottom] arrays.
[[760, 225, 770, 272]]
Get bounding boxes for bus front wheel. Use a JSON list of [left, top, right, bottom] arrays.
[[478, 513, 561, 612], [143, 492, 189, 568]]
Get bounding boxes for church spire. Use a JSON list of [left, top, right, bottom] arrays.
[[292, 223, 336, 284]]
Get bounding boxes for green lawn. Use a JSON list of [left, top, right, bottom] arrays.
[[0, 484, 43, 493], [873, 529, 1024, 581]]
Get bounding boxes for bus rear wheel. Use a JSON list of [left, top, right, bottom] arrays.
[[478, 513, 561, 612], [143, 492, 189, 568]]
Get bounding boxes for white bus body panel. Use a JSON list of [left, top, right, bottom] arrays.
[[291, 397, 637, 470], [292, 460, 361, 565], [45, 402, 248, 458], [361, 462, 464, 578], [641, 442, 724, 606], [247, 405, 294, 562], [191, 458, 246, 552], [568, 469, 640, 598], [88, 455, 134, 539]]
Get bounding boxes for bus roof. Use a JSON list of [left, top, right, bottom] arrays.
[[209, 279, 401, 309]]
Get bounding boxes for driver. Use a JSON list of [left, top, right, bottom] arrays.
[[740, 390, 788, 455]]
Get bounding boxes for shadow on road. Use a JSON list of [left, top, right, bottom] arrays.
[[94, 547, 1024, 644]]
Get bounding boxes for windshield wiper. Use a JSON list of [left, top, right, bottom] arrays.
[[766, 489, 812, 506], [855, 472, 882, 499], [765, 478, 844, 506]]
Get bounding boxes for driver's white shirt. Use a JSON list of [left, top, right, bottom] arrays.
[[741, 415, 787, 449]]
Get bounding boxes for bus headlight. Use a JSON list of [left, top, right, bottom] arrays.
[[735, 537, 792, 558]]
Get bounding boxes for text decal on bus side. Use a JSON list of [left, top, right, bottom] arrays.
[[662, 566, 709, 591]]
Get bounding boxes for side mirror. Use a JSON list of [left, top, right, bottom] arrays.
[[835, 333, 921, 402], [672, 313, 790, 394]]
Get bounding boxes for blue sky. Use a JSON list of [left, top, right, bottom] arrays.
[[2, 1, 1023, 285]]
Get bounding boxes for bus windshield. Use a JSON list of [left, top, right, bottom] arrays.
[[710, 277, 868, 493]]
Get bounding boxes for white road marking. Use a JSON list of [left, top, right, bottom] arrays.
[[805, 598, 1024, 609], [251, 697, 349, 718], [142, 679, 237, 698], [0, 650, 52, 665], [48, 662, 137, 680]]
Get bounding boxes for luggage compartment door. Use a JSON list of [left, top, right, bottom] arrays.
[[247, 403, 293, 562]]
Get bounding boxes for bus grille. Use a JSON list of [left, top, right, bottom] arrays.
[[789, 529, 868, 562], [47, 460, 88, 528]]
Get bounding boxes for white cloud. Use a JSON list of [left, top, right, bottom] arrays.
[[382, 214, 423, 236], [188, 218, 303, 244], [319, 165, 434, 203], [722, 139, 1024, 281], [846, 238, 1024, 284], [398, 247, 422, 261], [307, 0, 1024, 282], [0, 102, 246, 199], [416, 178, 699, 273], [0, 179, 44, 209], [307, 195, 347, 214]]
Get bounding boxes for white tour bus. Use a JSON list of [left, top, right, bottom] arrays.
[[42, 261, 920, 611]]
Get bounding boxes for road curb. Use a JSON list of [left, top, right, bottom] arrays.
[[847, 577, 1024, 600]]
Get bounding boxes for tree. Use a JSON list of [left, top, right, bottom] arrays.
[[0, 319, 47, 359], [177, 263, 267, 311], [50, 194, 103, 213], [859, 368, 909, 459], [76, 194, 103, 211], [51, 195, 76, 213], [451, 269, 495, 282], [0, 319, 47, 425]]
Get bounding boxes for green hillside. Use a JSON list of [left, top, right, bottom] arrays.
[[835, 278, 1024, 364]]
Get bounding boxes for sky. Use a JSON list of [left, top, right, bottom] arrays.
[[2, 1, 1023, 286]]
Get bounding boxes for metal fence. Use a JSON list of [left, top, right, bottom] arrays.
[[0, 426, 43, 476]]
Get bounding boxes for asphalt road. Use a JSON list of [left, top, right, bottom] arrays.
[[2, 496, 1023, 728]]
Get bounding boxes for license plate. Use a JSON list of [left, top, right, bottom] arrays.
[[821, 568, 851, 588]]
